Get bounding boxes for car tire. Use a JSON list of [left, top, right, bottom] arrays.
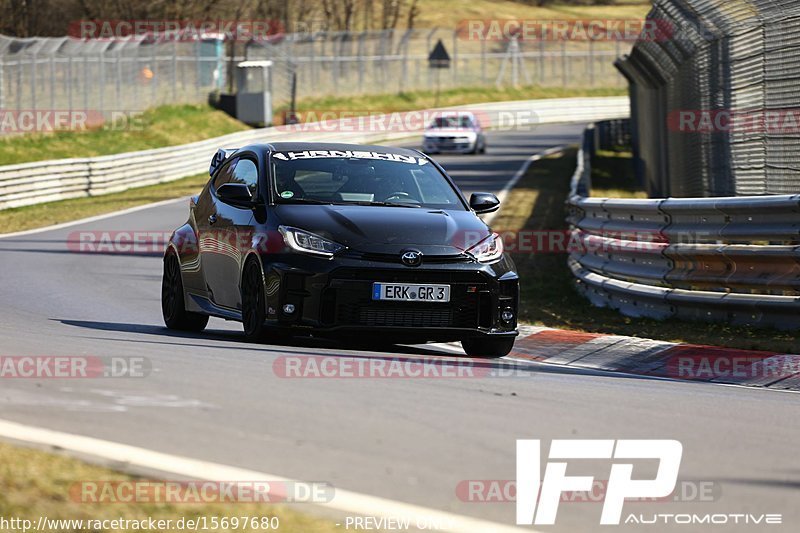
[[162, 252, 209, 332], [241, 259, 269, 342], [479, 141, 487, 154], [461, 337, 515, 358]]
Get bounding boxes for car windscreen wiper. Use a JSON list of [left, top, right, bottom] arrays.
[[278, 198, 335, 205], [348, 201, 422, 208], [279, 198, 421, 208]]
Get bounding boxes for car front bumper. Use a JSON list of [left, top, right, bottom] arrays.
[[423, 137, 477, 153], [258, 252, 519, 342]]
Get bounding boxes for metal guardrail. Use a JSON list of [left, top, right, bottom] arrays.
[[0, 96, 629, 210], [567, 121, 800, 330]]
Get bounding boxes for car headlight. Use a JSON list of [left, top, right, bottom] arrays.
[[279, 226, 345, 257], [466, 232, 504, 263]]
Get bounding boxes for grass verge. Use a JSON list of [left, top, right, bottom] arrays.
[[1, 86, 626, 167], [1, 174, 208, 234], [590, 149, 646, 198], [416, 1, 651, 29], [1, 87, 627, 233], [492, 149, 799, 353], [0, 441, 338, 532], [0, 105, 250, 166]]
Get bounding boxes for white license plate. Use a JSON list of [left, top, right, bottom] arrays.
[[372, 283, 451, 303]]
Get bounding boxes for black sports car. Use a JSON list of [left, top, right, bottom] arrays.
[[161, 142, 519, 357]]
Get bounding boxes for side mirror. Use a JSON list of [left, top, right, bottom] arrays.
[[216, 183, 255, 207], [469, 192, 500, 214]]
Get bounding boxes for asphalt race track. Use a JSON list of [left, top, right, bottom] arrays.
[[1, 124, 799, 532]]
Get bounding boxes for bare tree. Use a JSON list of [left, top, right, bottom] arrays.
[[0, 0, 532, 37], [321, 0, 356, 31]]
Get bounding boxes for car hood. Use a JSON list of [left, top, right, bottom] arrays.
[[274, 204, 491, 255]]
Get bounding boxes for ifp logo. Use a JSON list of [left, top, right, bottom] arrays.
[[516, 439, 682, 525]]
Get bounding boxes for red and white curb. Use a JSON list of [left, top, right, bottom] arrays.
[[498, 326, 800, 392]]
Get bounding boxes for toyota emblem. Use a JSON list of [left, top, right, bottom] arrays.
[[401, 250, 423, 267]]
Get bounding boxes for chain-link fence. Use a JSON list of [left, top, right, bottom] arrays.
[[617, 0, 800, 198], [246, 29, 627, 107], [0, 34, 226, 118], [0, 29, 627, 128]]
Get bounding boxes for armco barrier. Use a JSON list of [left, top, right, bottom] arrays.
[[567, 121, 800, 330], [0, 97, 629, 210]]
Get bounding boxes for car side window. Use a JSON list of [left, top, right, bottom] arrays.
[[213, 158, 237, 191], [230, 158, 259, 195]]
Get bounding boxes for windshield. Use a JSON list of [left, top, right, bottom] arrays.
[[270, 150, 466, 209], [430, 116, 474, 129]]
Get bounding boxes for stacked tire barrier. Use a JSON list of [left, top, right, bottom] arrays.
[[615, 0, 800, 198], [0, 96, 629, 211], [567, 121, 800, 331]]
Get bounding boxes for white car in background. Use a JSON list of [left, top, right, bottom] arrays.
[[422, 112, 486, 155]]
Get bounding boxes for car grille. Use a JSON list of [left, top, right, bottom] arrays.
[[359, 308, 453, 327], [430, 136, 468, 141], [324, 269, 487, 328], [330, 269, 488, 283], [353, 251, 472, 265]]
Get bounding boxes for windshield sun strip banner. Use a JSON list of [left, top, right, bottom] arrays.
[[272, 150, 428, 165]]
